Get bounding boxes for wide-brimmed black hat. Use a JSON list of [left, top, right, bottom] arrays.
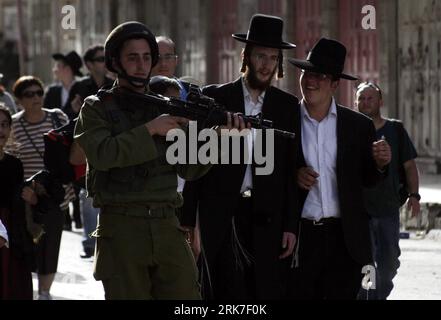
[[232, 14, 296, 49], [52, 51, 83, 77], [288, 38, 357, 80]]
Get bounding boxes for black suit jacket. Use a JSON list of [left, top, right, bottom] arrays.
[[44, 81, 86, 120], [182, 78, 299, 232], [181, 77, 300, 298], [43, 83, 63, 110], [296, 103, 381, 266]]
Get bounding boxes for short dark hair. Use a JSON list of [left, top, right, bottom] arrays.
[[83, 44, 105, 63], [0, 103, 12, 126], [12, 76, 44, 99]]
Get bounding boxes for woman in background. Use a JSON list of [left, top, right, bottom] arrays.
[[0, 103, 34, 300], [10, 76, 70, 300]]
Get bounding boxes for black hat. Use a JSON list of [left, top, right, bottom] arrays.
[[288, 38, 357, 80], [232, 14, 295, 49], [52, 51, 83, 77]]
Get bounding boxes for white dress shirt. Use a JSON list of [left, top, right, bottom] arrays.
[[177, 177, 186, 193], [0, 218, 8, 248], [240, 78, 265, 193], [61, 81, 75, 108], [61, 86, 70, 107], [300, 98, 340, 220]]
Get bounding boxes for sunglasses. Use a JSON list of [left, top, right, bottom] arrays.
[[91, 56, 105, 63], [22, 90, 44, 98]]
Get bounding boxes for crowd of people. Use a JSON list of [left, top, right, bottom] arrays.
[[0, 13, 420, 301]]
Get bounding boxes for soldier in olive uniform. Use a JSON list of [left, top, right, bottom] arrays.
[[74, 21, 243, 300]]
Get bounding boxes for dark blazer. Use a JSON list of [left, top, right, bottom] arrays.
[[43, 83, 63, 110], [295, 103, 381, 266], [182, 78, 300, 298], [44, 82, 84, 119]]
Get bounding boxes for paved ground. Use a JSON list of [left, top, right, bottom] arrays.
[[420, 174, 441, 204], [31, 173, 441, 300], [32, 229, 441, 300], [32, 229, 104, 300], [389, 234, 441, 300]]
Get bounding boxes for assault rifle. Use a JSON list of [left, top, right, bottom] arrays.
[[121, 84, 296, 139]]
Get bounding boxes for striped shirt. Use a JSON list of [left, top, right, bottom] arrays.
[[10, 108, 75, 210], [11, 108, 69, 179]]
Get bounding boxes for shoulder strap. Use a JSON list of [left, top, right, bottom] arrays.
[[97, 89, 132, 134], [18, 116, 44, 159]]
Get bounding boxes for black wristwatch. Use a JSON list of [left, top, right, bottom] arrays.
[[408, 193, 421, 201]]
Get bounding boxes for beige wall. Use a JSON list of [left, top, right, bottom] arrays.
[[2, 0, 441, 165], [397, 0, 441, 159]]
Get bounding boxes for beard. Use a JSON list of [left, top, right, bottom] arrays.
[[244, 62, 277, 91]]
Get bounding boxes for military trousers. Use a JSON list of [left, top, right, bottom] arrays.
[[92, 206, 201, 300]]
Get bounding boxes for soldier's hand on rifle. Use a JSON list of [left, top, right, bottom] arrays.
[[145, 114, 189, 136], [216, 112, 251, 135]]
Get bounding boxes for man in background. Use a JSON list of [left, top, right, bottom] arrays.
[[356, 82, 420, 300], [151, 36, 190, 100]]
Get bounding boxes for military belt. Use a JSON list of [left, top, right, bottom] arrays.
[[101, 205, 176, 219]]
